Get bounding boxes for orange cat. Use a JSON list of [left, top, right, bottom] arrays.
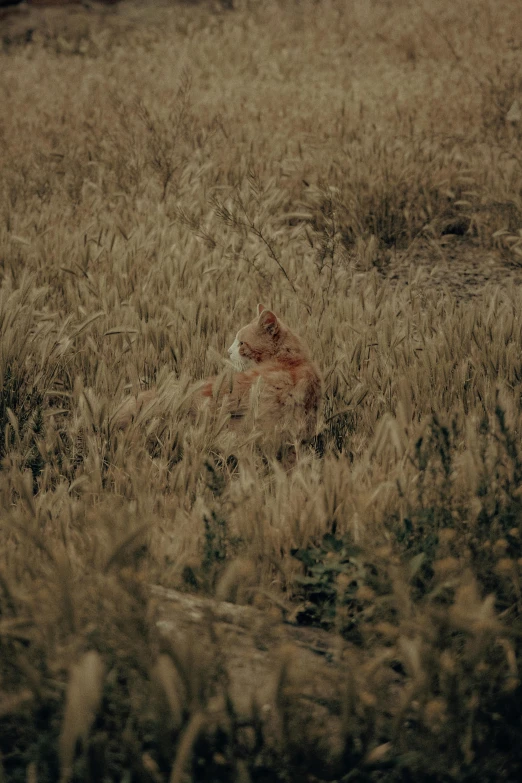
[[202, 304, 322, 442], [115, 305, 322, 444]]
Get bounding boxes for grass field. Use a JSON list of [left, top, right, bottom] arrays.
[[1, 0, 522, 780]]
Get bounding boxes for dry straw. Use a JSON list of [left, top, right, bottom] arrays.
[[1, 0, 522, 779]]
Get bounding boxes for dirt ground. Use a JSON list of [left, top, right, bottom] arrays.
[[384, 236, 522, 300]]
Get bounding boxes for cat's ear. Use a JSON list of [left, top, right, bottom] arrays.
[[257, 303, 265, 316], [258, 308, 279, 337]]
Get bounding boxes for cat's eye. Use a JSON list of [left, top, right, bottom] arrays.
[[239, 341, 244, 346]]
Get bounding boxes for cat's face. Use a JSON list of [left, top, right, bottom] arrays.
[[227, 304, 280, 370]]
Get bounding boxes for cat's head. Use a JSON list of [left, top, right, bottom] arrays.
[[227, 304, 282, 369]]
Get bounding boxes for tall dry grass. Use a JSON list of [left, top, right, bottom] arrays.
[[1, 0, 522, 780]]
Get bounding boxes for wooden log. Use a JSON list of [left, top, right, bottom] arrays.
[[150, 585, 372, 779]]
